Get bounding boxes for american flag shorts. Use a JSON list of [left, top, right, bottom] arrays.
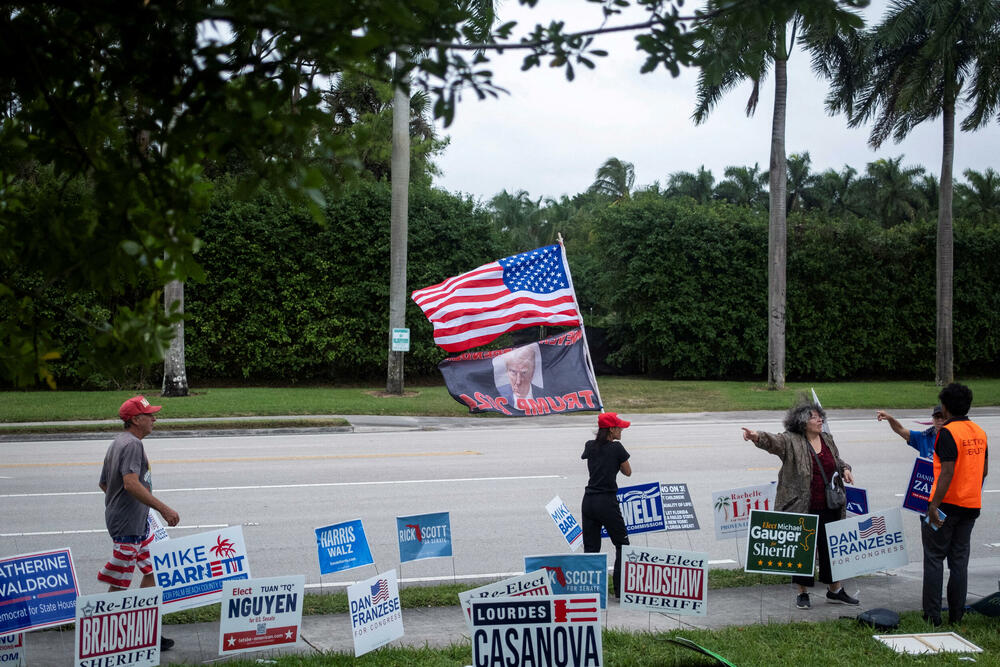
[[97, 531, 155, 588]]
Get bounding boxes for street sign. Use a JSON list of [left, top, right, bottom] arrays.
[[391, 328, 410, 352]]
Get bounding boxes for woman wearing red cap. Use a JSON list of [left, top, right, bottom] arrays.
[[581, 411, 632, 599]]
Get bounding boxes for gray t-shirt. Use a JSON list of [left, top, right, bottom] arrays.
[[100, 431, 151, 538]]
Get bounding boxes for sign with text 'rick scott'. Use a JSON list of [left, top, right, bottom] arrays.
[[712, 483, 776, 540], [0, 549, 79, 635], [459, 570, 552, 631], [744, 510, 818, 577], [546, 496, 583, 551], [620, 546, 708, 615], [396, 512, 452, 563], [348, 569, 403, 657], [601, 481, 665, 538], [315, 519, 373, 574], [150, 526, 250, 611], [74, 586, 161, 667], [219, 575, 304, 656], [525, 553, 608, 610], [827, 508, 908, 581]]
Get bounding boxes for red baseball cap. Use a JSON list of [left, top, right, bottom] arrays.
[[598, 412, 630, 429], [119, 395, 162, 421]]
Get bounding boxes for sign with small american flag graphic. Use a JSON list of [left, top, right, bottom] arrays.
[[347, 570, 402, 657], [826, 508, 908, 580]]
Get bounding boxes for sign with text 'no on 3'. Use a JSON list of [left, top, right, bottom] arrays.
[[219, 575, 304, 656], [0, 548, 79, 635], [74, 586, 162, 667], [315, 519, 374, 574]]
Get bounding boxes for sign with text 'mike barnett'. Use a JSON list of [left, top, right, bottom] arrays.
[[712, 483, 776, 540], [620, 546, 708, 616], [459, 570, 552, 631], [744, 510, 819, 577], [0, 633, 25, 667], [348, 569, 403, 658], [601, 481, 665, 538], [0, 548, 79, 635], [903, 457, 934, 514], [470, 595, 603, 667], [150, 526, 250, 611], [315, 519, 374, 574], [827, 508, 908, 581], [219, 575, 304, 656], [74, 586, 161, 667], [546, 496, 583, 551], [524, 553, 608, 610], [396, 512, 452, 563]]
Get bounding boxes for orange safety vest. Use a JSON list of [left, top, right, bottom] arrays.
[[931, 420, 988, 509]]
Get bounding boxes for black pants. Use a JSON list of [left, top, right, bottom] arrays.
[[921, 512, 976, 623], [792, 506, 841, 588], [581, 492, 629, 597]]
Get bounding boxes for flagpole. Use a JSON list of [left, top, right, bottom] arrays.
[[557, 233, 604, 412]]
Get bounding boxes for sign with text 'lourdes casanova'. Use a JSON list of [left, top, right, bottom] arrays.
[[396, 512, 452, 563], [743, 510, 819, 577], [827, 508, 908, 581], [74, 586, 161, 667], [150, 526, 250, 611], [458, 570, 552, 631], [0, 549, 79, 635], [315, 519, 374, 574], [620, 546, 708, 615], [219, 575, 304, 656], [601, 481, 665, 538]]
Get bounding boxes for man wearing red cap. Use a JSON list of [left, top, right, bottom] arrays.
[[98, 395, 180, 650]]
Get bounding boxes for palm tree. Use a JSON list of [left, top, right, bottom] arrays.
[[714, 495, 732, 521], [785, 152, 815, 212], [715, 163, 769, 208], [693, 1, 865, 389], [956, 167, 1000, 223], [666, 166, 716, 204], [589, 157, 635, 202], [820, 0, 1000, 385], [806, 165, 860, 216], [490, 189, 546, 250], [858, 156, 926, 227]]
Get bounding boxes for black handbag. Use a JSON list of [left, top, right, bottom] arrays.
[[808, 440, 846, 510]]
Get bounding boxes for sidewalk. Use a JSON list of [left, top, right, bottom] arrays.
[[23, 559, 1000, 664]]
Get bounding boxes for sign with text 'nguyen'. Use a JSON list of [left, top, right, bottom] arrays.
[[74, 586, 161, 667], [601, 481, 665, 538], [396, 512, 452, 563], [150, 526, 250, 611], [219, 575, 304, 656], [712, 483, 776, 540], [0, 549, 79, 635], [827, 508, 908, 581], [315, 519, 373, 574], [620, 546, 708, 615], [743, 510, 818, 577]]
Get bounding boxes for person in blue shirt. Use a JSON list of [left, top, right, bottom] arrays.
[[876, 406, 945, 459]]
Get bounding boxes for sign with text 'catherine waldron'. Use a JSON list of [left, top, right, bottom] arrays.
[[546, 496, 583, 551], [219, 575, 304, 656], [620, 546, 708, 616], [396, 512, 452, 563], [827, 508, 908, 581], [74, 586, 162, 667], [458, 570, 552, 631], [315, 519, 373, 574], [150, 526, 250, 611], [743, 510, 819, 577], [601, 481, 665, 538], [0, 549, 79, 635]]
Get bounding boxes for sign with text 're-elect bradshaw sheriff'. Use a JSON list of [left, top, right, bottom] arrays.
[[396, 512, 452, 563], [546, 496, 583, 551], [0, 548, 79, 635], [470, 595, 603, 667], [524, 553, 608, 610], [219, 575, 304, 656], [348, 569, 403, 658], [315, 519, 373, 574], [744, 510, 819, 577], [0, 633, 26, 667], [74, 586, 161, 667], [902, 457, 934, 514], [458, 570, 552, 631], [150, 526, 250, 611], [827, 508, 908, 581], [620, 546, 708, 616], [601, 481, 666, 538], [712, 483, 776, 540]]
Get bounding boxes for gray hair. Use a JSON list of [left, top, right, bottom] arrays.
[[783, 398, 825, 435]]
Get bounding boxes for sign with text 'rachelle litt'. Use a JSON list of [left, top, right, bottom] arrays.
[[150, 526, 250, 611], [620, 546, 708, 616], [711, 483, 776, 540], [0, 549, 79, 635], [743, 510, 819, 577]]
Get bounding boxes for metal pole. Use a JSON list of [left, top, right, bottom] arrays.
[[557, 233, 604, 411]]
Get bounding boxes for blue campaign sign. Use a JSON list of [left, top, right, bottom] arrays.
[[316, 519, 374, 574], [902, 457, 935, 514], [845, 486, 869, 516], [0, 548, 79, 634], [545, 496, 583, 550], [524, 553, 608, 609], [396, 512, 452, 563], [601, 481, 666, 538]]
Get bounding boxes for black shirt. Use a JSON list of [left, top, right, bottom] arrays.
[[582, 439, 630, 495]]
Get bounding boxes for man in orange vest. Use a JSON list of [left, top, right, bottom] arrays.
[[922, 383, 989, 626]]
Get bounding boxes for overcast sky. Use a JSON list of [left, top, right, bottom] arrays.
[[432, 0, 999, 201]]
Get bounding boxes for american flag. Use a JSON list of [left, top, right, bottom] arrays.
[[411, 245, 581, 352], [858, 516, 887, 538], [553, 596, 599, 623], [370, 579, 390, 604]]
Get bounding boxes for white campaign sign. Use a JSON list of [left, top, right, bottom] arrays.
[[219, 575, 304, 656], [711, 483, 776, 540], [149, 526, 250, 611], [146, 511, 170, 543], [74, 587, 162, 667], [827, 507, 908, 581], [619, 545, 708, 616], [0, 633, 25, 667], [458, 570, 552, 630], [348, 569, 403, 657], [545, 496, 583, 551]]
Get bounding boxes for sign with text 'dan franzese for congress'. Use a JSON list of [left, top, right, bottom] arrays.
[[348, 569, 403, 658], [743, 510, 818, 577], [150, 526, 250, 611], [620, 546, 708, 616], [219, 575, 304, 656], [827, 508, 908, 581]]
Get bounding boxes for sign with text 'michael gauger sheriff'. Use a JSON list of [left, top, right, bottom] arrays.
[[149, 526, 250, 611], [315, 519, 374, 574], [600, 481, 665, 538], [0, 548, 79, 635], [743, 510, 819, 577], [219, 575, 304, 656], [74, 586, 162, 667], [470, 595, 603, 667], [712, 483, 777, 540], [827, 508, 908, 581], [619, 545, 708, 616], [458, 570, 552, 631]]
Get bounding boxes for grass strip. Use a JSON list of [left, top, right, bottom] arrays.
[[0, 418, 349, 435]]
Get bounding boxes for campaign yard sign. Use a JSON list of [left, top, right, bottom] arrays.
[[600, 481, 666, 538], [348, 569, 403, 657], [146, 511, 170, 543], [458, 570, 552, 630], [712, 483, 776, 540], [545, 496, 583, 550], [0, 633, 25, 667], [150, 526, 250, 611], [396, 512, 452, 562], [524, 553, 608, 610], [74, 586, 161, 667], [315, 519, 374, 574], [827, 508, 908, 581], [845, 486, 869, 516], [620, 546, 708, 616], [219, 575, 304, 656], [744, 510, 819, 577], [469, 595, 602, 667], [0, 548, 79, 635], [903, 457, 935, 514], [661, 483, 700, 531]]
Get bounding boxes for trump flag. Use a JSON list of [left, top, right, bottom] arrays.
[[411, 244, 581, 352]]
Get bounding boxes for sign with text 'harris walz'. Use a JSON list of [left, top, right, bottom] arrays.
[[620, 546, 708, 616], [661, 483, 700, 531], [545, 496, 583, 551], [711, 483, 777, 540], [902, 457, 934, 514], [600, 481, 665, 538], [458, 570, 552, 631], [0, 548, 79, 635], [524, 553, 608, 610], [315, 519, 373, 574], [743, 510, 819, 577], [396, 512, 452, 563], [149, 526, 250, 611], [826, 508, 908, 581], [74, 586, 161, 667], [219, 575, 304, 656], [348, 569, 403, 657], [469, 595, 603, 667]]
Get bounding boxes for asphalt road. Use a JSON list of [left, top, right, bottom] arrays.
[[2, 410, 998, 596]]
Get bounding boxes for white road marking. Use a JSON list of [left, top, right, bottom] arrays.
[[0, 475, 564, 498], [0, 524, 228, 537]]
